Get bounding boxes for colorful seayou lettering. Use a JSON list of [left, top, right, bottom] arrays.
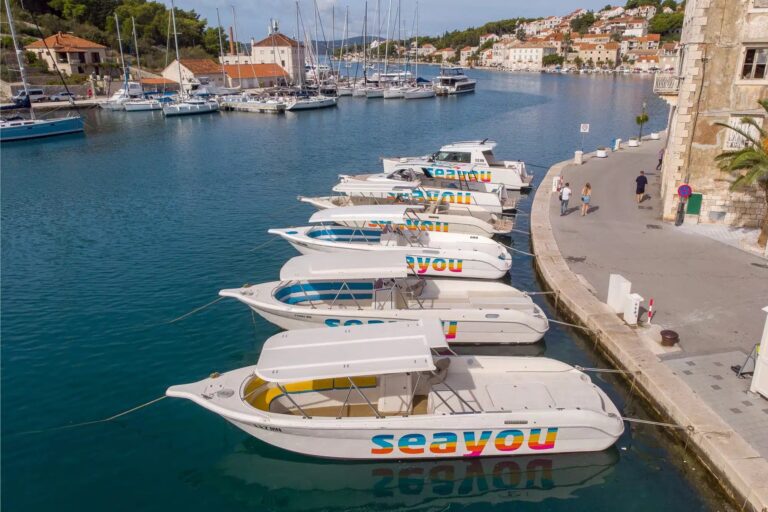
[[428, 167, 493, 183], [405, 256, 463, 274], [388, 190, 473, 205], [371, 429, 559, 456], [367, 219, 449, 233]]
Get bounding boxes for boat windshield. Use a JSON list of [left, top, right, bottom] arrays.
[[434, 151, 471, 163]]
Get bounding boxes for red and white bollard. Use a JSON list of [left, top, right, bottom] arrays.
[[647, 298, 654, 324]]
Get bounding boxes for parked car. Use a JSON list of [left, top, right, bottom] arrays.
[[49, 91, 77, 102], [12, 88, 47, 103]]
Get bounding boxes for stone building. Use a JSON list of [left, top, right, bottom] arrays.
[[25, 32, 107, 76], [655, 0, 767, 228], [161, 59, 227, 93], [506, 43, 558, 71], [248, 31, 304, 84]]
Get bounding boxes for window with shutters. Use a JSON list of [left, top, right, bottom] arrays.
[[741, 47, 768, 79], [752, 0, 768, 9], [722, 116, 763, 150]]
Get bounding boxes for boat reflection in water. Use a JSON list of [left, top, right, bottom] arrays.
[[207, 439, 619, 510]]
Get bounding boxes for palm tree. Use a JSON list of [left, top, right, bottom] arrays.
[[714, 99, 768, 248]]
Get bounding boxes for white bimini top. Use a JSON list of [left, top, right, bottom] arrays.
[[254, 320, 447, 383], [279, 253, 409, 281], [308, 204, 424, 224]]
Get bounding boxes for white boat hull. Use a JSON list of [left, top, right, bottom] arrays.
[[365, 88, 384, 98], [167, 357, 624, 460], [404, 88, 436, 99], [162, 101, 220, 116], [334, 212, 513, 237], [286, 96, 338, 111], [269, 226, 511, 279], [221, 277, 548, 344], [382, 160, 531, 190], [383, 88, 405, 99], [123, 100, 162, 111]]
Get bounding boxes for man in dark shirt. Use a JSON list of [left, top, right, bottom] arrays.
[[636, 171, 648, 204]]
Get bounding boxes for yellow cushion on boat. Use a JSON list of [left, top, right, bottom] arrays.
[[247, 376, 379, 411]]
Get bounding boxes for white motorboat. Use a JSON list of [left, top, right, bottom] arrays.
[[285, 95, 337, 111], [300, 174, 511, 221], [123, 98, 162, 111], [404, 86, 436, 100], [434, 66, 476, 95], [162, 97, 220, 116], [383, 86, 407, 99], [365, 87, 384, 99], [299, 204, 513, 237], [221, 253, 544, 342], [101, 82, 144, 110], [382, 140, 533, 190], [166, 320, 624, 460], [268, 214, 512, 280]]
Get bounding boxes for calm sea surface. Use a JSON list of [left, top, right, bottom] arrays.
[[2, 68, 725, 511]]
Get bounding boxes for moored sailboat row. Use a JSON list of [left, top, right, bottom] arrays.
[[165, 140, 626, 461]]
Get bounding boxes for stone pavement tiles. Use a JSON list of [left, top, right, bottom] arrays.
[[665, 351, 768, 459], [548, 138, 767, 357]]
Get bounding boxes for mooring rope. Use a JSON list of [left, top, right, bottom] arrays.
[[163, 296, 226, 325], [248, 237, 278, 253], [509, 228, 531, 235], [621, 417, 692, 431], [576, 365, 635, 375], [500, 243, 535, 257], [12, 396, 167, 436], [547, 318, 592, 331]]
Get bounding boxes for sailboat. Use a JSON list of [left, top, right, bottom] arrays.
[[162, 0, 219, 117], [283, 1, 337, 112], [0, 0, 83, 142], [404, 1, 434, 100], [101, 14, 144, 111], [123, 17, 162, 111]]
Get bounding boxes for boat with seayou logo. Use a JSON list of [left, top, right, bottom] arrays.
[[219, 253, 549, 344], [299, 174, 513, 222], [382, 140, 533, 190], [305, 204, 514, 238], [166, 320, 624, 460], [268, 208, 512, 280]]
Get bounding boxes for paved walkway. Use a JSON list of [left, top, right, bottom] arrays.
[[550, 138, 766, 357], [531, 141, 768, 511]]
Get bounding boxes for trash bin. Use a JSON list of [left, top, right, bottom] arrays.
[[574, 150, 583, 165], [622, 293, 644, 325]]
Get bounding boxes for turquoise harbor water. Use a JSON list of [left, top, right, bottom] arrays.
[[2, 69, 726, 511]]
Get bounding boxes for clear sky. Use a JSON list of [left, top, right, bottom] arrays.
[[177, 1, 614, 43]]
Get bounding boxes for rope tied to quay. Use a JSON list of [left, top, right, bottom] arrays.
[[501, 243, 535, 257], [12, 396, 167, 436], [621, 416, 693, 432]]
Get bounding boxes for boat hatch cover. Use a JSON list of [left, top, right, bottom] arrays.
[[309, 204, 425, 224], [279, 253, 409, 281], [255, 320, 446, 382]]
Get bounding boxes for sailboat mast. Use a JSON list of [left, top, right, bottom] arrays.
[[295, 1, 303, 88], [338, 7, 348, 77], [131, 17, 143, 93], [114, 14, 128, 87], [363, 1, 367, 83], [232, 6, 242, 88], [3, 0, 31, 115], [383, 0, 392, 78], [170, 0, 184, 98], [216, 8, 227, 86], [414, 0, 419, 82]]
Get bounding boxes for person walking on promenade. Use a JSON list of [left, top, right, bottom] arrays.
[[635, 171, 648, 203], [656, 148, 664, 170], [581, 183, 592, 216], [559, 182, 571, 216]]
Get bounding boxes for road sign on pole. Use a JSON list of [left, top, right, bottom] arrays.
[[579, 123, 589, 152], [677, 184, 692, 198]]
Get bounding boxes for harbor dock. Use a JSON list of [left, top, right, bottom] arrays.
[[531, 139, 768, 511], [219, 101, 285, 114]]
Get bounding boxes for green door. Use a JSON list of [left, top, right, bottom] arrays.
[[686, 193, 703, 215]]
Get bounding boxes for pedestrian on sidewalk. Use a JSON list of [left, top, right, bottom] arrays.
[[580, 183, 592, 216], [635, 171, 648, 203], [559, 182, 571, 216], [656, 148, 664, 170]]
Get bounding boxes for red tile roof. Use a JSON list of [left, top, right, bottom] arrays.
[[141, 77, 178, 85], [223, 63, 289, 79], [179, 59, 222, 74], [252, 33, 299, 48], [26, 32, 106, 51]]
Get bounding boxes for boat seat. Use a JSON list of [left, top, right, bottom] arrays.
[[429, 358, 451, 384], [244, 376, 377, 412]]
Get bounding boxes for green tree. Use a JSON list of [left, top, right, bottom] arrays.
[[515, 27, 526, 41], [648, 12, 684, 39], [635, 106, 649, 139], [542, 54, 564, 66], [202, 26, 227, 57], [574, 56, 583, 68], [661, 0, 678, 9], [570, 11, 595, 33], [714, 99, 768, 247]]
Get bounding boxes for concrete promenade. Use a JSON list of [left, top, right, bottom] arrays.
[[531, 140, 768, 510]]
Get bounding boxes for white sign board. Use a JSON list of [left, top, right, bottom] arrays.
[[607, 274, 632, 314], [580, 123, 590, 133], [750, 306, 768, 399]]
